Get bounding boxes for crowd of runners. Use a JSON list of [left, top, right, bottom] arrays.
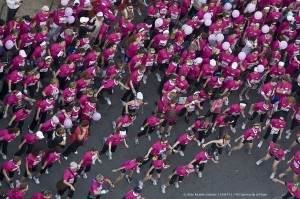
[[0, 0, 300, 198]]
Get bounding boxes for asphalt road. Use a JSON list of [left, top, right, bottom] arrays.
[[0, 0, 296, 199], [0, 72, 293, 199]]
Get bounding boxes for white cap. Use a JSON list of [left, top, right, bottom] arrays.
[[264, 7, 270, 10], [194, 57, 203, 65], [70, 161, 78, 168], [96, 12, 103, 17], [41, 5, 49, 12], [80, 17, 89, 23], [228, 48, 232, 53], [163, 30, 169, 34], [254, 67, 258, 72], [231, 62, 238, 69], [119, 130, 127, 136], [0, 40, 3, 47], [19, 50, 27, 58], [74, 0, 80, 5], [287, 16, 295, 21], [210, 59, 216, 66], [136, 92, 143, 100], [278, 61, 285, 66], [36, 131, 44, 139], [240, 103, 246, 107], [296, 39, 300, 42], [45, 56, 52, 60], [40, 41, 47, 46]]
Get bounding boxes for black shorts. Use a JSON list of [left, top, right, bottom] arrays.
[[149, 168, 162, 175], [120, 169, 126, 173], [242, 139, 252, 144], [296, 138, 300, 144], [169, 174, 184, 184], [161, 120, 176, 127], [268, 152, 280, 161]]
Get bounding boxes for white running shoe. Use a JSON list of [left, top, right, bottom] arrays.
[[174, 182, 179, 188], [147, 135, 151, 141], [151, 178, 157, 185], [45, 169, 49, 174], [15, 180, 20, 188], [256, 159, 263, 165], [179, 151, 185, 156], [143, 76, 147, 84], [239, 95, 243, 101], [33, 176, 40, 184], [137, 8, 142, 16], [198, 171, 203, 178], [257, 141, 263, 148], [270, 172, 276, 179], [112, 121, 116, 129], [63, 156, 68, 160], [105, 97, 112, 105], [286, 133, 291, 140], [55, 194, 61, 199], [74, 151, 78, 155], [156, 73, 161, 82], [285, 130, 291, 135], [245, 94, 249, 100], [241, 123, 246, 130], [284, 149, 291, 154], [134, 137, 139, 144], [138, 180, 143, 189], [232, 128, 236, 133], [82, 172, 87, 179], [136, 167, 140, 174], [161, 185, 166, 193]]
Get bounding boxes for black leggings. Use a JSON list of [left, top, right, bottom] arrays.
[[77, 164, 92, 175], [137, 120, 156, 137], [99, 143, 117, 155], [58, 184, 75, 198], [169, 174, 184, 184], [282, 191, 296, 199], [230, 115, 240, 128], [210, 143, 223, 155], [263, 127, 280, 143], [192, 162, 205, 172], [121, 84, 140, 102], [29, 111, 47, 131], [14, 142, 34, 157], [63, 140, 84, 157], [87, 192, 100, 199], [249, 112, 266, 123], [0, 169, 14, 183], [197, 130, 207, 142], [290, 119, 300, 131], [0, 141, 9, 155], [173, 143, 187, 152]]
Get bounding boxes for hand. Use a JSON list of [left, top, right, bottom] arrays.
[[3, 114, 7, 119], [125, 144, 129, 149], [98, 159, 102, 163], [262, 127, 266, 131], [287, 160, 291, 164], [144, 156, 149, 160], [202, 144, 206, 148], [278, 136, 281, 141], [272, 178, 279, 183], [23, 89, 28, 94], [5, 177, 11, 183], [112, 169, 117, 172], [35, 116, 40, 121], [70, 185, 75, 191], [235, 139, 238, 143], [27, 171, 31, 176], [132, 89, 136, 96], [8, 90, 11, 93]]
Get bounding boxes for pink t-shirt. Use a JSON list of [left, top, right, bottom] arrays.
[[106, 133, 125, 146], [63, 168, 78, 183], [151, 141, 169, 156]]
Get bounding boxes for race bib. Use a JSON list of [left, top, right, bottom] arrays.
[[294, 161, 299, 169], [40, 68, 48, 72]]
